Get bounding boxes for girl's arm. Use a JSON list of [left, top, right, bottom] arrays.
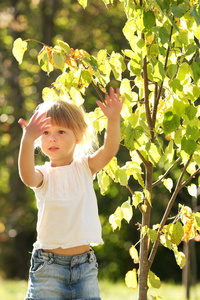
[[88, 87, 123, 175], [18, 112, 51, 188]]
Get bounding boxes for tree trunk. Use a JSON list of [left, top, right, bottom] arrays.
[[138, 163, 153, 300]]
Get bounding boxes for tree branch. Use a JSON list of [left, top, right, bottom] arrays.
[[143, 55, 154, 141], [136, 149, 149, 168], [180, 167, 200, 189], [148, 154, 193, 268], [152, 157, 181, 187], [152, 25, 174, 127]]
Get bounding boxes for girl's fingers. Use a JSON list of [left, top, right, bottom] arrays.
[[18, 118, 28, 129]]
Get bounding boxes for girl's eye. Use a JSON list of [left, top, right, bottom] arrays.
[[59, 130, 65, 134], [43, 131, 49, 135]]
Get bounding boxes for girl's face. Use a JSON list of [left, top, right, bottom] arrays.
[[40, 124, 78, 167]]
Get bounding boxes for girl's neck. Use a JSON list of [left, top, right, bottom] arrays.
[[50, 157, 74, 167]]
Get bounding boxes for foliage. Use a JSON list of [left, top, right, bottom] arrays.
[[12, 0, 200, 299]]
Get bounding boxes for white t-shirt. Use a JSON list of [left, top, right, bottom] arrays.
[[32, 156, 103, 250]]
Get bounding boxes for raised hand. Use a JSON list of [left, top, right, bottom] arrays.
[[96, 87, 124, 121], [18, 111, 51, 142]]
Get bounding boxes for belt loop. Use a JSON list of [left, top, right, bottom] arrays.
[[48, 252, 54, 264], [88, 250, 94, 263]]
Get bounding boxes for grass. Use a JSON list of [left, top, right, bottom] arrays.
[[0, 278, 200, 300]]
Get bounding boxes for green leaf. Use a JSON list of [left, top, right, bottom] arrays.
[[185, 105, 197, 120], [143, 10, 155, 30], [115, 167, 129, 186], [163, 111, 180, 135], [173, 99, 186, 117], [52, 46, 66, 71], [171, 4, 188, 18], [163, 222, 184, 245], [12, 38, 28, 64], [181, 137, 197, 155], [167, 64, 177, 79], [191, 62, 200, 84], [148, 270, 161, 289], [186, 125, 200, 141], [158, 27, 170, 45], [147, 228, 158, 243], [169, 79, 183, 93]]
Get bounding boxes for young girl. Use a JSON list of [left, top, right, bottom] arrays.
[[18, 87, 123, 300]]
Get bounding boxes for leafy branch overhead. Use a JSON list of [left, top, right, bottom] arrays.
[[13, 0, 200, 298]]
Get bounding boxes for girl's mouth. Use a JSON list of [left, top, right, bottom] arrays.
[[49, 147, 59, 151]]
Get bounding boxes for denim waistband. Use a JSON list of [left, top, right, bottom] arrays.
[[33, 248, 95, 267]]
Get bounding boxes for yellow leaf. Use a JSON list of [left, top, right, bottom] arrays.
[[42, 87, 59, 102], [182, 218, 196, 243], [146, 33, 154, 44], [129, 246, 139, 264], [12, 38, 28, 64], [125, 269, 137, 289], [65, 56, 77, 69]]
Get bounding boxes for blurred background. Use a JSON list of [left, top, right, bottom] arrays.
[[0, 0, 199, 290]]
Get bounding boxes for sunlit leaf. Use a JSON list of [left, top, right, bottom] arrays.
[[77, 0, 87, 8], [187, 184, 197, 198], [52, 46, 66, 71], [132, 191, 143, 208], [97, 170, 110, 195], [42, 87, 59, 102], [146, 142, 161, 166], [121, 199, 133, 223], [163, 222, 184, 246], [12, 38, 28, 64], [38, 46, 54, 74], [129, 245, 139, 264], [115, 167, 129, 186], [109, 206, 124, 231], [125, 269, 137, 289], [163, 178, 173, 192], [58, 40, 71, 55], [172, 245, 186, 269], [147, 228, 158, 243]]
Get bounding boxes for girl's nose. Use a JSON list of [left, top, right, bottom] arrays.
[[49, 134, 57, 141]]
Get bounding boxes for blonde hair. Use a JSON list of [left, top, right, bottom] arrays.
[[35, 100, 97, 157]]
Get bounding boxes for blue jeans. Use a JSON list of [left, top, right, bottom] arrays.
[[25, 249, 101, 300]]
